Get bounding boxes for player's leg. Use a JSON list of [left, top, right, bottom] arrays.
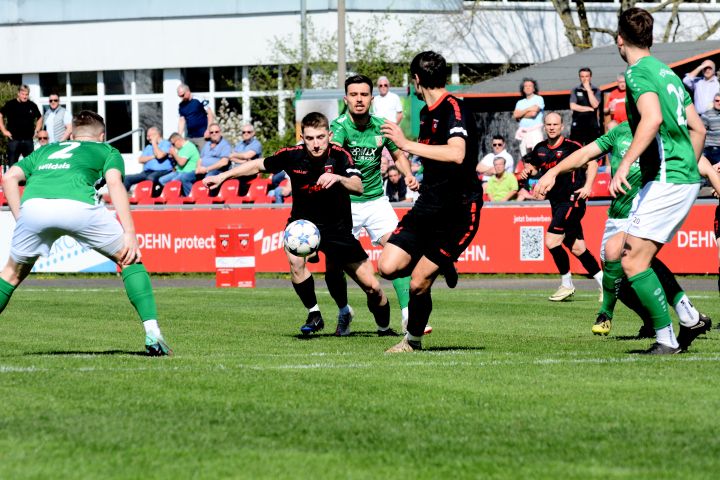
[[325, 257, 353, 336], [379, 231, 411, 330], [546, 231, 574, 301], [285, 248, 323, 335], [0, 258, 35, 314], [593, 228, 625, 335], [345, 258, 393, 335], [566, 202, 603, 292]]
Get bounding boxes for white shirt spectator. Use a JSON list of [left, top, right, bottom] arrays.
[[373, 91, 403, 123], [478, 150, 514, 183]]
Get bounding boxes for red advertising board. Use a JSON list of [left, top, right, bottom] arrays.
[[131, 203, 719, 274]]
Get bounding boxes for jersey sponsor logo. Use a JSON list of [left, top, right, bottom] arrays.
[[324, 165, 334, 174], [292, 169, 308, 174], [350, 146, 377, 161], [37, 162, 71, 170], [432, 118, 439, 133], [449, 127, 467, 136]]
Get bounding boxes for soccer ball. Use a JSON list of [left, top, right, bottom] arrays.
[[283, 219, 321, 257]]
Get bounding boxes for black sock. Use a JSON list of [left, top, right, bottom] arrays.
[[368, 299, 390, 329], [324, 270, 348, 309], [407, 291, 432, 337], [576, 249, 601, 277], [652, 258, 681, 304], [548, 245, 570, 275], [292, 276, 317, 309]]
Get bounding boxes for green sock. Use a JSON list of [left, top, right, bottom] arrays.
[[392, 276, 410, 310], [627, 268, 672, 330], [122, 264, 158, 321], [599, 260, 623, 318], [0, 278, 16, 314]]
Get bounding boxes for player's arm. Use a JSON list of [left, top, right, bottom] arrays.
[[317, 171, 363, 194], [381, 120, 465, 164], [105, 168, 140, 265], [1, 166, 26, 219], [575, 159, 598, 200], [698, 156, 720, 195], [203, 158, 266, 189], [535, 142, 604, 198], [390, 148, 419, 191], [685, 103, 707, 161], [610, 92, 662, 196]]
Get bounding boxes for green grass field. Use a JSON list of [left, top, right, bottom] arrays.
[[0, 279, 718, 479]]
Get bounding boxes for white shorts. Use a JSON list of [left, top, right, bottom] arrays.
[[600, 218, 629, 262], [626, 181, 701, 244], [10, 198, 125, 264], [351, 196, 399, 246]]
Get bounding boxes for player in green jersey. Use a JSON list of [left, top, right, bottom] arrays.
[[610, 8, 711, 354], [536, 120, 717, 339], [331, 74, 425, 335], [0, 111, 171, 356]]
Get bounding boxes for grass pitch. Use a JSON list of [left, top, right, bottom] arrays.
[[0, 279, 719, 479]]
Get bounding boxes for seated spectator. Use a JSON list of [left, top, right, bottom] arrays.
[[385, 166, 410, 202], [702, 93, 720, 165], [196, 123, 231, 178], [513, 78, 544, 155], [476, 135, 514, 188], [34, 129, 49, 149], [269, 176, 292, 204], [159, 133, 200, 196], [123, 127, 173, 193], [604, 73, 628, 126], [229, 123, 262, 194], [683, 59, 719, 115], [486, 157, 518, 202]]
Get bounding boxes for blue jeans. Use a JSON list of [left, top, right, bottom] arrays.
[[159, 171, 198, 196]]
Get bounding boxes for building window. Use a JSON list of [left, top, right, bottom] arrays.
[[40, 72, 67, 96], [104, 70, 132, 95], [0, 74, 22, 86], [181, 67, 210, 93], [136, 69, 163, 94], [105, 100, 132, 153], [214, 67, 241, 92], [138, 102, 163, 133], [70, 71, 97, 95]]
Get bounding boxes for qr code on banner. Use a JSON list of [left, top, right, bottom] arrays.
[[520, 226, 544, 261]]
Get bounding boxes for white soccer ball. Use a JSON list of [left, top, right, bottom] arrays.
[[283, 219, 321, 257]]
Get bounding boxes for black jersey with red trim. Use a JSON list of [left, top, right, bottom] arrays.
[[524, 137, 583, 203], [263, 144, 362, 228], [414, 92, 481, 213]]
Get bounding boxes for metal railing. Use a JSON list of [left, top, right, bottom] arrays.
[[105, 127, 145, 150]]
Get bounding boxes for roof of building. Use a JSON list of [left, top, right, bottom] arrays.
[[456, 40, 720, 98]]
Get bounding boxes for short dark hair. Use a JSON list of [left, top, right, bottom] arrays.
[[519, 78, 538, 96], [618, 7, 654, 49], [301, 112, 329, 131], [410, 51, 447, 89], [579, 67, 592, 76], [169, 132, 182, 141], [492, 135, 505, 143], [72, 110, 105, 133], [387, 165, 400, 175], [345, 74, 373, 94]]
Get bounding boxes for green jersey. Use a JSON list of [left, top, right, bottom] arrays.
[[17, 141, 124, 206], [176, 141, 199, 172], [594, 122, 642, 219], [625, 55, 701, 185], [331, 113, 399, 202]]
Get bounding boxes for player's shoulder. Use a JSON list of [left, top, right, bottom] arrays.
[[331, 113, 350, 126], [273, 144, 304, 158], [564, 138, 583, 150]]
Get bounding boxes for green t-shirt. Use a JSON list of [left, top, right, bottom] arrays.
[[177, 141, 199, 172], [594, 122, 642, 219], [331, 113, 399, 202], [17, 141, 124, 205], [625, 55, 701, 185], [485, 172, 518, 201]]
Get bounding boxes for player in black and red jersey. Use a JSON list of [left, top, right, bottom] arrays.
[[522, 112, 603, 302], [379, 51, 482, 353], [204, 112, 395, 337]]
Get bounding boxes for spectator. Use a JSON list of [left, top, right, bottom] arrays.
[[385, 166, 409, 202], [702, 93, 720, 165], [177, 83, 213, 151], [476, 135, 514, 186], [513, 78, 545, 156], [569, 67, 601, 145], [269, 175, 292, 204], [229, 123, 262, 195], [42, 92, 72, 143], [683, 59, 720, 115], [196, 123, 231, 178], [372, 76, 403, 124], [604, 73, 628, 126], [123, 127, 173, 193], [34, 130, 49, 149], [486, 157, 519, 202], [0, 84, 42, 166], [159, 132, 200, 196], [410, 154, 423, 184]]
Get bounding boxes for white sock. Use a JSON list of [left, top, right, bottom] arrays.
[[401, 307, 409, 322], [406, 332, 423, 343], [309, 305, 320, 313], [655, 325, 679, 348], [143, 319, 161, 337], [561, 273, 573, 288], [674, 294, 699, 327], [593, 270, 604, 287]]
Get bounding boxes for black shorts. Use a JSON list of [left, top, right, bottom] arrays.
[[714, 202, 720, 239], [548, 201, 586, 240], [287, 218, 368, 265], [388, 198, 482, 267]]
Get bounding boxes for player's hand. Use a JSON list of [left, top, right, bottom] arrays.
[[574, 185, 592, 200], [519, 165, 533, 180], [609, 163, 631, 198], [316, 172, 339, 189], [380, 120, 408, 150], [203, 175, 222, 189], [404, 174, 419, 191], [117, 231, 141, 265], [1, 130, 12, 139], [534, 173, 555, 198]]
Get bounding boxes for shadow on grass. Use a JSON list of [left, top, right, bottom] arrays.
[[291, 330, 401, 339], [423, 346, 485, 352], [615, 335, 651, 341], [26, 350, 147, 356]]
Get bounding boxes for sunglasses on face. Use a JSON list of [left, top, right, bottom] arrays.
[[378, 84, 388, 87], [49, 99, 59, 103], [38, 136, 49, 140], [209, 130, 221, 134], [492, 143, 503, 147], [242, 130, 253, 134]]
